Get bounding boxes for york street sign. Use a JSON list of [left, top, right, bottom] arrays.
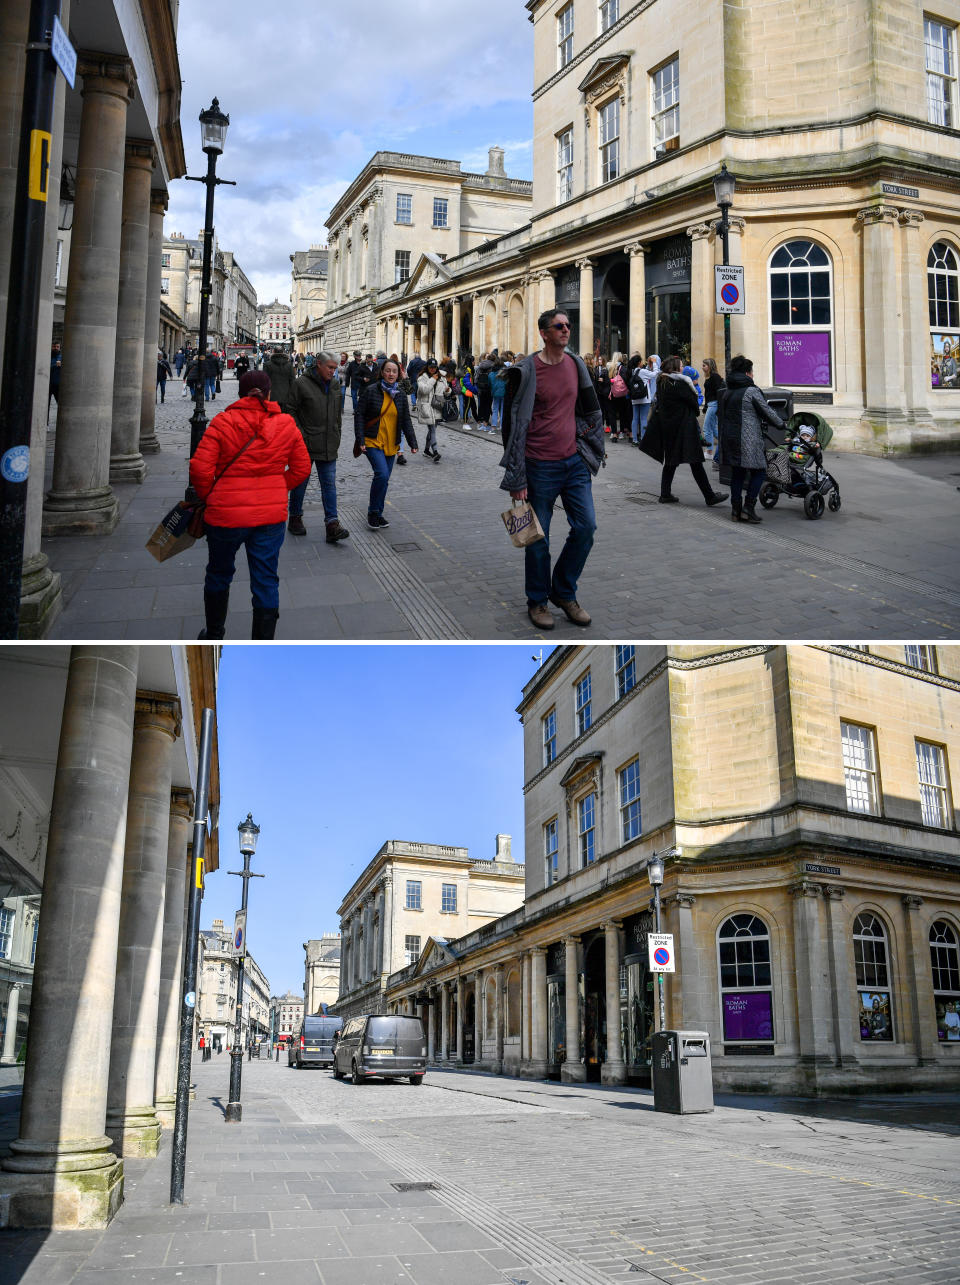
[[715, 263, 745, 314], [648, 932, 675, 973]]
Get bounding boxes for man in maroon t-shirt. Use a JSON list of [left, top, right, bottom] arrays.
[[504, 309, 603, 630]]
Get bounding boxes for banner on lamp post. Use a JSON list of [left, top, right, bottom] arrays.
[[233, 910, 246, 958]]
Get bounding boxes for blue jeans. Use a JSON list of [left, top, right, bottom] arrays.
[[524, 454, 596, 607], [702, 402, 718, 449], [204, 376, 217, 399], [365, 448, 395, 516], [205, 522, 286, 609], [491, 396, 504, 427], [288, 459, 338, 523], [351, 386, 360, 412], [631, 402, 651, 442]]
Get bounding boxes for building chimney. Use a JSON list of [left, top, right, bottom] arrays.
[[487, 146, 506, 178], [212, 918, 224, 931], [495, 833, 512, 862]]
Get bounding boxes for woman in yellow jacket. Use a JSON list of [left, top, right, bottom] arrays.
[[354, 358, 418, 528]]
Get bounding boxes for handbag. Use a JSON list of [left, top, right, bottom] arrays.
[[146, 433, 257, 562], [501, 500, 545, 549]]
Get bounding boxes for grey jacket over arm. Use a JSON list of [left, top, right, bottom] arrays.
[[498, 351, 605, 492]]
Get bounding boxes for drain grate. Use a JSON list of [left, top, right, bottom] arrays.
[[390, 542, 421, 553], [391, 1180, 440, 1192]]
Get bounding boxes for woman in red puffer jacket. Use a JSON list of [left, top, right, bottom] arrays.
[[190, 370, 310, 640]]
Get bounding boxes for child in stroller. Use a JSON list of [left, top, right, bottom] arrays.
[[759, 411, 841, 520]]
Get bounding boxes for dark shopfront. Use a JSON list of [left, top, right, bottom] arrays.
[[644, 234, 691, 363], [555, 254, 631, 358]]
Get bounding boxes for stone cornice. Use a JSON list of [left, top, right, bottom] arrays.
[[141, 0, 185, 180], [811, 645, 960, 693]]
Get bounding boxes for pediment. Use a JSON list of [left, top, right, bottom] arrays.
[[402, 252, 454, 298], [412, 936, 460, 976], [560, 752, 604, 789], [577, 52, 630, 101]]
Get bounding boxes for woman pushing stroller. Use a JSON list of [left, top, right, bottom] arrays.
[[717, 354, 785, 524]]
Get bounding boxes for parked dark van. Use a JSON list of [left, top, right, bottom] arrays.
[[332, 1014, 426, 1085], [288, 1014, 343, 1069]]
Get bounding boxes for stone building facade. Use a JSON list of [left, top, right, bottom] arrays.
[[303, 933, 341, 1013], [290, 246, 329, 350], [382, 644, 960, 1095], [1, 0, 188, 637], [373, 0, 960, 453], [257, 299, 292, 350], [270, 990, 304, 1043], [197, 919, 271, 1050], [334, 836, 525, 1020], [321, 148, 533, 356], [222, 251, 258, 347], [0, 645, 221, 1228]]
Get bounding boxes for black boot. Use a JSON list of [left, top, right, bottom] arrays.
[[741, 501, 762, 524], [731, 501, 742, 522], [251, 607, 279, 639], [198, 589, 229, 639]]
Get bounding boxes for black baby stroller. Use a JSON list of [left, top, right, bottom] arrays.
[[758, 411, 841, 520]]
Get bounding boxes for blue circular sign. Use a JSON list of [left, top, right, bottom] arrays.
[[1, 445, 30, 483], [653, 946, 670, 966], [235, 926, 244, 949], [720, 283, 740, 306]]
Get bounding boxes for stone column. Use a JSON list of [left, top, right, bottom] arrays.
[[403, 317, 414, 359], [138, 189, 166, 455], [668, 893, 708, 1030], [381, 874, 394, 977], [419, 319, 429, 356], [426, 990, 436, 1062], [494, 964, 505, 1073], [473, 969, 483, 1065], [686, 224, 714, 368], [492, 291, 503, 351], [521, 951, 531, 1062], [470, 293, 482, 355], [433, 302, 444, 358], [1, 983, 22, 1064], [562, 935, 584, 1082], [1, 646, 139, 1228], [529, 947, 548, 1076], [902, 894, 938, 1063], [154, 787, 193, 1128], [455, 975, 464, 1064], [625, 242, 648, 355], [898, 211, 935, 433], [440, 982, 449, 1061], [106, 691, 181, 1158], [601, 922, 626, 1084], [539, 270, 556, 317], [451, 296, 462, 357], [576, 259, 594, 355], [790, 880, 832, 1077], [43, 56, 134, 536], [823, 886, 858, 1067], [109, 142, 154, 482]]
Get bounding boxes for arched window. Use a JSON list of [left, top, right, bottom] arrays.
[[853, 912, 893, 1041], [769, 240, 833, 388], [717, 914, 773, 1045], [930, 920, 960, 1042], [928, 242, 960, 390]]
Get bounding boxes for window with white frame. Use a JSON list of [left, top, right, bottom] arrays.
[[925, 15, 957, 127], [432, 197, 448, 229], [558, 3, 574, 68], [652, 57, 680, 154], [841, 721, 880, 815], [0, 907, 13, 959], [600, 0, 619, 32], [905, 644, 937, 672], [161, 252, 171, 267], [930, 920, 960, 1041], [853, 912, 893, 1041], [718, 914, 774, 1044], [394, 250, 411, 284], [405, 879, 422, 910], [160, 278, 170, 295], [575, 672, 592, 736], [441, 883, 457, 913], [928, 242, 960, 346], [544, 817, 559, 886], [619, 758, 641, 843], [769, 240, 834, 387], [598, 97, 620, 184], [615, 644, 636, 698], [557, 127, 574, 204], [542, 707, 557, 765], [396, 193, 413, 224], [404, 934, 421, 965], [577, 792, 596, 865], [917, 740, 951, 828]]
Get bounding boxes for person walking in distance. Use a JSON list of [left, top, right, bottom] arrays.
[[500, 309, 604, 631], [265, 347, 296, 413], [286, 351, 350, 543], [48, 342, 62, 422], [345, 350, 365, 411], [415, 358, 447, 462], [234, 352, 250, 380], [355, 357, 418, 528], [157, 350, 173, 404]]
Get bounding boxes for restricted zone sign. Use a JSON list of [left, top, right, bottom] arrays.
[[648, 932, 675, 973], [715, 264, 745, 315]]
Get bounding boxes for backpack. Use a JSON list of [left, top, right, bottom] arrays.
[[609, 365, 628, 398], [476, 366, 491, 391], [629, 367, 649, 400]]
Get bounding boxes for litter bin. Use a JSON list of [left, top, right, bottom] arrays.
[[651, 1030, 714, 1114]]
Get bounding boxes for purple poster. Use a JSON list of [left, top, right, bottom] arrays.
[[722, 992, 774, 1041], [772, 332, 832, 387]]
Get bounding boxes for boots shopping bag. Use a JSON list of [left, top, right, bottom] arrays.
[[145, 502, 199, 562], [501, 500, 545, 548]]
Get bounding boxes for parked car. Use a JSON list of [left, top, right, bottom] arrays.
[[288, 1014, 343, 1069], [332, 1014, 426, 1085]]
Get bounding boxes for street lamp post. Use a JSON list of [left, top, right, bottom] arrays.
[[185, 99, 236, 479], [713, 163, 737, 376], [225, 812, 264, 1124], [646, 854, 667, 1034]]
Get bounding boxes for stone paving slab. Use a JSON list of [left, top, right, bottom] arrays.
[[31, 380, 960, 640]]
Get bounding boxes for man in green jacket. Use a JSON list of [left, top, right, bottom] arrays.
[[286, 351, 349, 543]]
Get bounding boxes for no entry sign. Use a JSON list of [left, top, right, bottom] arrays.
[[715, 264, 745, 314], [648, 932, 675, 972]]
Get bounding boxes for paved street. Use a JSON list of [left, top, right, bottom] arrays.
[[39, 376, 960, 640], [2, 1055, 958, 1284]]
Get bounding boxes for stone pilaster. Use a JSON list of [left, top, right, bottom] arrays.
[[902, 894, 939, 1063], [668, 892, 707, 1030], [1, 983, 22, 1064], [1, 646, 139, 1228], [576, 259, 595, 355], [110, 142, 155, 482], [601, 922, 625, 1084], [455, 975, 464, 1064], [823, 886, 858, 1066], [898, 211, 936, 437], [440, 982, 449, 1062], [106, 691, 181, 1158], [521, 950, 531, 1062], [857, 204, 909, 450], [538, 270, 556, 318], [473, 970, 484, 1066], [625, 242, 648, 356], [562, 935, 584, 1082], [494, 965, 505, 1073], [419, 319, 428, 356], [529, 947, 548, 1077], [470, 293, 481, 356], [790, 879, 833, 1071], [451, 297, 462, 357], [43, 55, 135, 537], [686, 224, 714, 368], [426, 989, 436, 1062], [154, 787, 193, 1128], [139, 189, 167, 455]]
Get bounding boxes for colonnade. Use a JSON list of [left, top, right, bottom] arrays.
[[341, 875, 392, 992], [0, 648, 197, 1228]]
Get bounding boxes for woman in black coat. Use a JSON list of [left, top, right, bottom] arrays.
[[640, 355, 728, 505]]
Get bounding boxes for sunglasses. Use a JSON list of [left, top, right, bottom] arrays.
[[548, 322, 571, 331]]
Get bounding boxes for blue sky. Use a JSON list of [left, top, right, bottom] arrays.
[[204, 645, 546, 996], [169, 0, 535, 304]]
